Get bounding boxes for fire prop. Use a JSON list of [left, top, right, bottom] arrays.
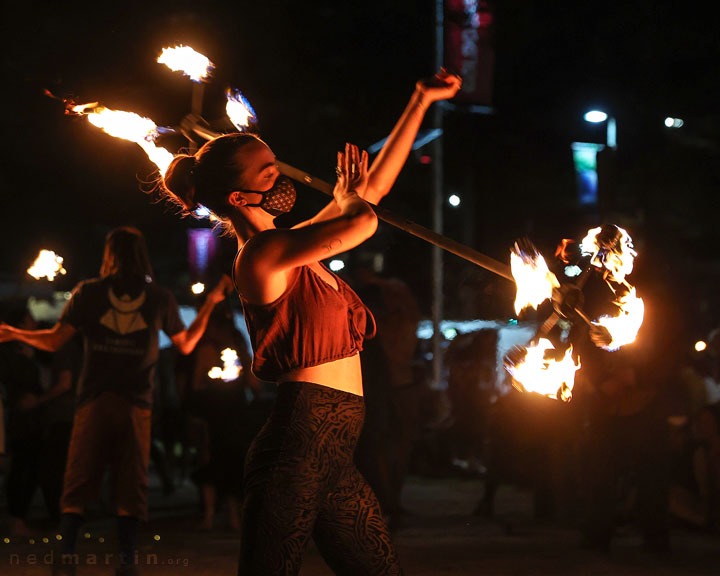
[[506, 224, 644, 401], [28, 250, 66, 281], [208, 348, 242, 381], [505, 339, 580, 402], [226, 88, 257, 131], [69, 103, 174, 174], [61, 45, 645, 402], [157, 45, 214, 82], [510, 240, 559, 315]]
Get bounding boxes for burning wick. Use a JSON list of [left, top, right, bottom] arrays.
[[580, 225, 637, 283], [510, 240, 560, 316], [157, 45, 214, 82], [208, 348, 242, 381], [70, 103, 174, 174], [505, 339, 580, 402], [226, 88, 257, 131], [28, 250, 67, 281], [591, 287, 645, 351]]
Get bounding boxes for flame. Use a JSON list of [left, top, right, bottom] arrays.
[[226, 88, 257, 131], [555, 239, 575, 263], [580, 226, 637, 283], [157, 45, 214, 82], [510, 243, 560, 315], [208, 348, 242, 381], [71, 103, 173, 174], [28, 250, 67, 281], [592, 287, 645, 351], [505, 339, 580, 402]]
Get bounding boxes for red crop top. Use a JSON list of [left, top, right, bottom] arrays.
[[237, 264, 376, 382]]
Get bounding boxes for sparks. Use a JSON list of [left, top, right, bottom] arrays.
[[505, 339, 580, 402], [510, 242, 560, 316], [157, 45, 214, 82], [226, 88, 257, 131], [28, 250, 67, 281], [592, 287, 645, 351], [70, 103, 174, 174]]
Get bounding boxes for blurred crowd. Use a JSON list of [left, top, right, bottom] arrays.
[[2, 273, 720, 552]]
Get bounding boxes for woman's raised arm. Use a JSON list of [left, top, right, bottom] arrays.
[[363, 69, 462, 204]]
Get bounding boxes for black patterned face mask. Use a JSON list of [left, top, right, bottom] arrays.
[[236, 176, 296, 216]]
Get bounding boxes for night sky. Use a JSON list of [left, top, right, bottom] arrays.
[[2, 0, 720, 344]]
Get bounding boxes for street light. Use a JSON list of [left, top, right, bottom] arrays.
[[584, 109, 616, 149], [664, 116, 684, 128]]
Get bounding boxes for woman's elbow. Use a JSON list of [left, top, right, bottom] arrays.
[[356, 208, 378, 240]]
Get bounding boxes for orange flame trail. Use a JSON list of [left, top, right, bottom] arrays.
[[70, 103, 173, 174]]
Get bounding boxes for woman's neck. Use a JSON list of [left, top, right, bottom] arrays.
[[229, 210, 275, 249]]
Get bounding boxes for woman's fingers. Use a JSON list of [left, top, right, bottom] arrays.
[[359, 150, 369, 178]]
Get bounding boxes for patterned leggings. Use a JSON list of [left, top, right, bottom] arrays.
[[237, 381, 402, 576]]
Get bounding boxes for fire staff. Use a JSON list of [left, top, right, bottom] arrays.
[[161, 70, 461, 576]]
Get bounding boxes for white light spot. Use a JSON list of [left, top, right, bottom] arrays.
[[695, 340, 707, 352], [191, 282, 205, 295], [448, 194, 461, 207], [194, 206, 211, 218], [329, 259, 345, 272], [584, 110, 608, 123], [564, 265, 582, 278], [443, 327, 458, 340]]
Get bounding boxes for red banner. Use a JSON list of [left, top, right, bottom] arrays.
[[444, 0, 494, 105]]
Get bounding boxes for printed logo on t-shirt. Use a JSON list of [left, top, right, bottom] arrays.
[[99, 288, 148, 335]]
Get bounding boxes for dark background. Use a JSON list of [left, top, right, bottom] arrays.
[[2, 0, 719, 347]]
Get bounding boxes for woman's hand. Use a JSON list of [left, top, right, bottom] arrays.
[[333, 142, 369, 205], [416, 69, 463, 104]]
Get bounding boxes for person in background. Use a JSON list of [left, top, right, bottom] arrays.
[[0, 306, 47, 536], [178, 301, 260, 531], [0, 226, 231, 576]]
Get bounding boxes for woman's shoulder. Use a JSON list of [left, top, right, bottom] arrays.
[[236, 229, 284, 266], [234, 231, 304, 305]]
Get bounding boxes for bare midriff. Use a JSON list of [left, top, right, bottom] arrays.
[[277, 353, 364, 396]]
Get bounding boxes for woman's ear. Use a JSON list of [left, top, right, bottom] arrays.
[[228, 191, 247, 208]]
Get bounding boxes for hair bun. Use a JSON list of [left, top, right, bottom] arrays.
[[163, 154, 197, 211]]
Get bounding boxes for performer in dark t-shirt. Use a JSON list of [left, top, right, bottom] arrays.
[[0, 227, 230, 576]]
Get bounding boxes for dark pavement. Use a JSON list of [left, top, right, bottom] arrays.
[[2, 473, 719, 575]]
